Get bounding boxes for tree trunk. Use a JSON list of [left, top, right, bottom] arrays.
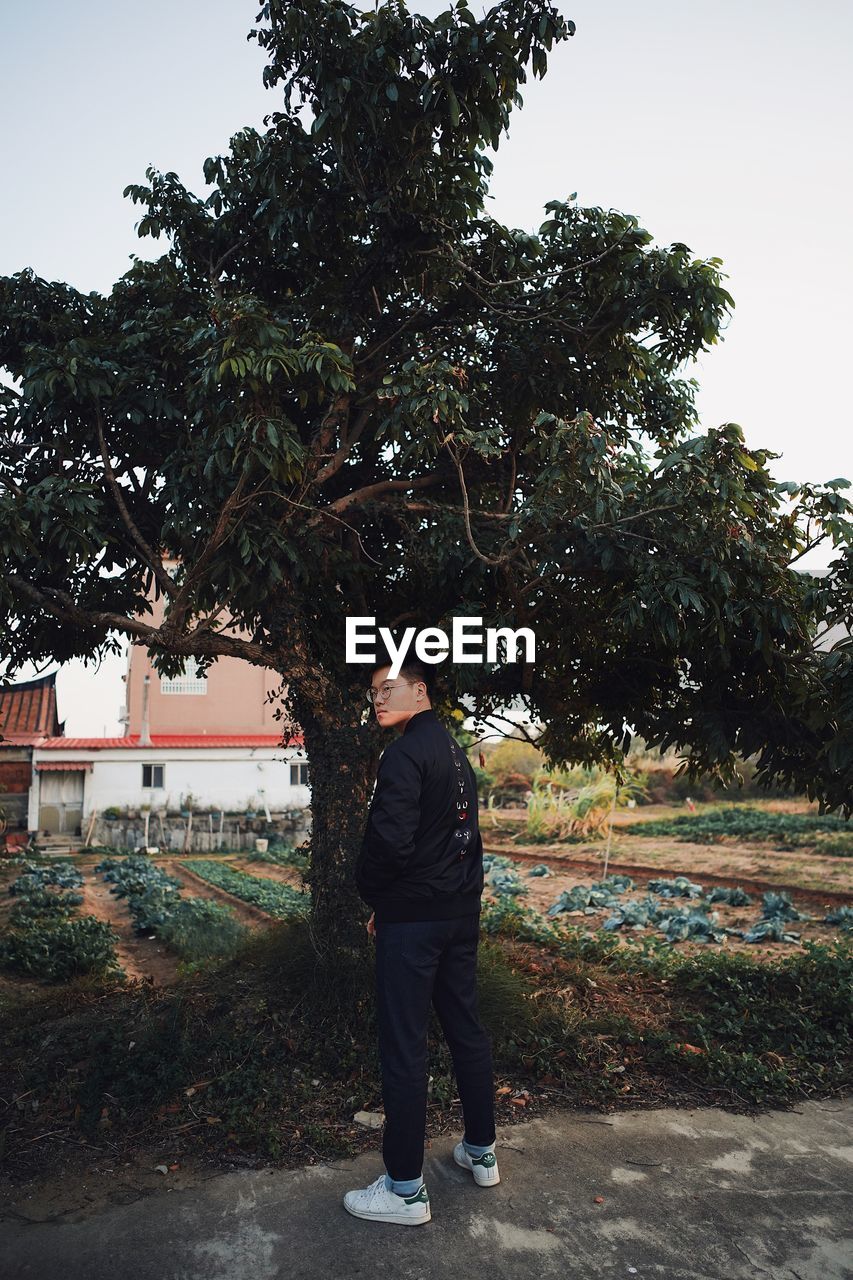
[[268, 592, 385, 963], [282, 680, 383, 963]]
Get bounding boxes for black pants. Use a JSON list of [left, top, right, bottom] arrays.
[[374, 911, 496, 1181]]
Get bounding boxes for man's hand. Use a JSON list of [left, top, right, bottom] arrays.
[[366, 911, 376, 940]]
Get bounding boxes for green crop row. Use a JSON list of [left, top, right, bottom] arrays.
[[626, 805, 851, 845], [183, 860, 310, 920], [9, 860, 84, 894], [95, 854, 247, 960]]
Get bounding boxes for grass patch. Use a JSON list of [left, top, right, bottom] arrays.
[[156, 898, 250, 965], [814, 833, 853, 858]]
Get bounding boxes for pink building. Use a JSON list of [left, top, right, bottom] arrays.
[[121, 563, 294, 738]]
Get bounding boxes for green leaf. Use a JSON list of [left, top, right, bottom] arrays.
[[446, 84, 461, 128]]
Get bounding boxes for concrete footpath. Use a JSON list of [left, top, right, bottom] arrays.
[[1, 1099, 851, 1279]]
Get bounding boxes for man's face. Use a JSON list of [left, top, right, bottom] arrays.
[[369, 665, 429, 730]]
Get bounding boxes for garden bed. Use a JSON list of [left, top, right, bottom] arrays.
[[482, 857, 851, 961]]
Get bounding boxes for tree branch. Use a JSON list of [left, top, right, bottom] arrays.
[[423, 219, 632, 289], [270, 490, 384, 565], [392, 500, 512, 519], [503, 446, 517, 515], [444, 438, 515, 567], [473, 709, 542, 748], [314, 400, 374, 485], [164, 470, 256, 635], [311, 473, 443, 521], [95, 406, 177, 600], [4, 573, 280, 670], [788, 532, 830, 565]]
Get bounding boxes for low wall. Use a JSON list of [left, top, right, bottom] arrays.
[[85, 808, 312, 853]]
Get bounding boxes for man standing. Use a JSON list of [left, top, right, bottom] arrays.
[[343, 654, 499, 1226]]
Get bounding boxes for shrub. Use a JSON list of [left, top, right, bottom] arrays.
[[9, 861, 84, 894], [522, 773, 645, 842], [9, 888, 84, 925]]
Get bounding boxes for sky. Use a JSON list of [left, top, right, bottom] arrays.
[[1, 0, 851, 735]]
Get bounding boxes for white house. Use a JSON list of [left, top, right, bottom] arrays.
[[29, 732, 310, 833]]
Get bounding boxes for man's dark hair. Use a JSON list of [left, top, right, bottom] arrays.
[[371, 651, 438, 701]]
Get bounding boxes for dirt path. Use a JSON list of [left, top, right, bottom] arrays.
[[614, 833, 851, 895], [79, 869, 180, 987]]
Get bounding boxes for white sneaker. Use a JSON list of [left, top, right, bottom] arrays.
[[343, 1172, 432, 1225], [453, 1141, 500, 1186]]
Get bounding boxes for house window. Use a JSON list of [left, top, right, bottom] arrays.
[[160, 658, 208, 695], [290, 763, 309, 786], [142, 763, 165, 789]]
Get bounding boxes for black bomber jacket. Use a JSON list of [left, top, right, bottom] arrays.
[[354, 707, 484, 923]]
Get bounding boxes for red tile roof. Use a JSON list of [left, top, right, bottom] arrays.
[[34, 733, 304, 750], [0, 673, 63, 744]]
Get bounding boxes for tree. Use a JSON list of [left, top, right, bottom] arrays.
[[1, 0, 851, 962]]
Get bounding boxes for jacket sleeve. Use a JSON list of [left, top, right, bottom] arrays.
[[355, 745, 423, 903]]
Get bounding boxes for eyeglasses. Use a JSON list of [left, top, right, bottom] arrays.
[[366, 679, 414, 705]]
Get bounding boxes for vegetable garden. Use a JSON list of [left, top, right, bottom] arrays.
[[0, 800, 849, 1201]]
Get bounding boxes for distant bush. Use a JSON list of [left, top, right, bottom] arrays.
[[624, 741, 801, 806], [520, 773, 646, 843]]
